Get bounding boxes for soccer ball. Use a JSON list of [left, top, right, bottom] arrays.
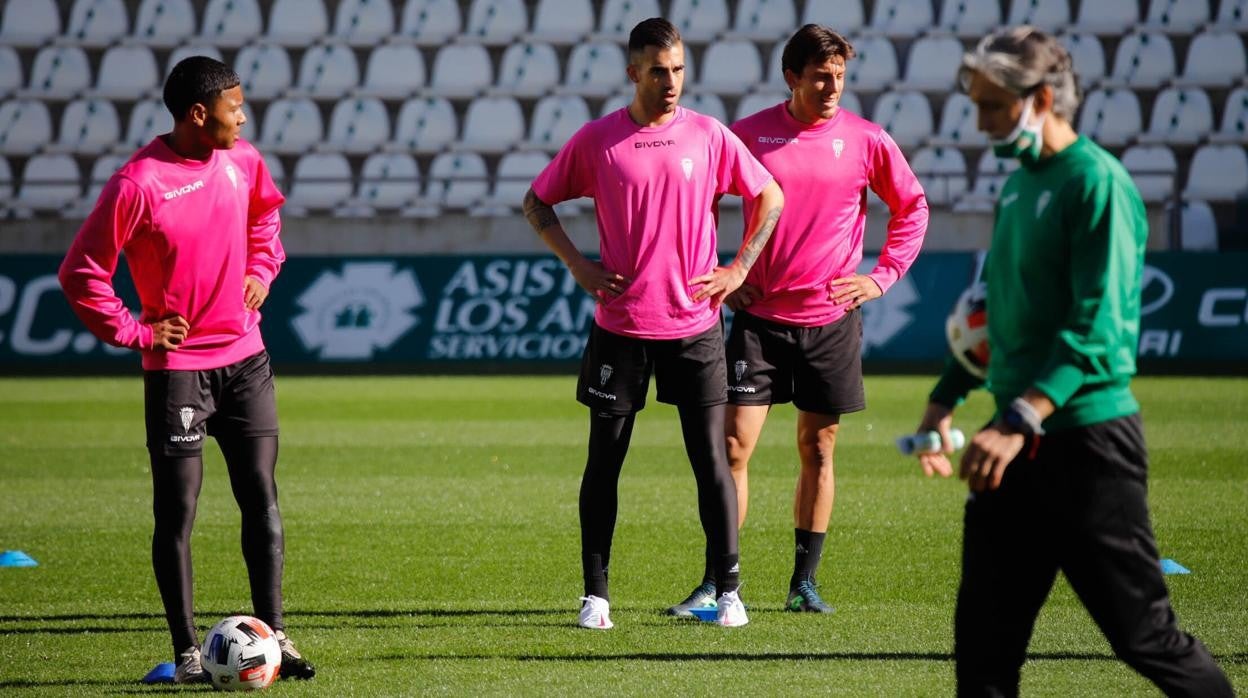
[[202, 615, 282, 691], [946, 282, 989, 379]]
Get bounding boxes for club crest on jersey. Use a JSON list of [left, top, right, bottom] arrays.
[[681, 157, 693, 181], [734, 360, 747, 383], [225, 164, 238, 190], [179, 407, 195, 432], [833, 138, 845, 158], [599, 364, 613, 386]]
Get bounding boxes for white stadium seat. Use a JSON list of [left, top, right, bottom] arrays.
[[956, 150, 1019, 212], [287, 153, 353, 212], [1006, 0, 1069, 32], [496, 42, 561, 99], [55, 98, 120, 155], [1076, 0, 1138, 35], [428, 151, 488, 209], [464, 0, 528, 45], [0, 47, 21, 99], [1121, 145, 1178, 203], [132, 0, 195, 47], [900, 36, 962, 92], [936, 0, 1000, 37], [0, 156, 14, 211], [869, 0, 934, 38], [1077, 88, 1142, 147], [65, 152, 128, 217], [1185, 145, 1248, 201], [1210, 87, 1248, 144], [1107, 32, 1174, 89], [459, 96, 525, 154], [731, 0, 797, 41], [199, 0, 262, 47], [845, 35, 898, 92], [235, 44, 293, 101], [600, 90, 630, 118], [334, 0, 395, 46], [266, 0, 328, 46], [399, 0, 462, 45], [259, 98, 324, 155], [393, 97, 458, 153], [802, 0, 866, 35], [65, 0, 129, 47], [909, 146, 968, 206], [596, 0, 661, 42], [0, 0, 60, 47], [24, 46, 92, 100], [735, 92, 786, 122], [0, 100, 54, 155], [1060, 33, 1106, 89], [428, 44, 493, 98], [295, 43, 360, 100], [358, 44, 426, 99], [763, 42, 788, 92], [165, 45, 224, 76], [930, 92, 988, 147], [354, 152, 422, 212], [123, 98, 172, 150], [526, 95, 591, 151], [1144, 0, 1209, 34], [1139, 87, 1213, 145], [562, 42, 628, 98], [1215, 0, 1248, 29], [17, 154, 81, 213], [1169, 199, 1218, 251], [670, 0, 731, 43], [477, 150, 551, 214], [699, 41, 762, 96], [326, 97, 391, 154], [93, 45, 160, 100], [1178, 30, 1247, 88], [531, 0, 593, 44], [870, 90, 932, 148], [683, 93, 728, 124]]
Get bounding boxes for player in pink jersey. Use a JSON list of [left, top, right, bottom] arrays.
[[669, 25, 929, 616], [58, 57, 314, 683], [522, 18, 784, 629]]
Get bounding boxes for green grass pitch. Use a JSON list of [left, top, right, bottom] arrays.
[[0, 375, 1244, 696]]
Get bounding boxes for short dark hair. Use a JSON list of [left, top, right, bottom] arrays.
[[628, 17, 681, 58], [782, 24, 855, 77], [163, 56, 241, 121]]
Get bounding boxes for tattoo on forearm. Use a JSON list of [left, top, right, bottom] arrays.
[[738, 206, 780, 270], [522, 189, 560, 233]]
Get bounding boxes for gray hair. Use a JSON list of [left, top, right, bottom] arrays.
[[959, 26, 1080, 121]]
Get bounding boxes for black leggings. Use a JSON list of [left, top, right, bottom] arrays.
[[151, 435, 284, 656]]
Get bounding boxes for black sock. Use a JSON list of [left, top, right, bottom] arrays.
[[583, 552, 609, 601], [790, 529, 826, 589], [716, 553, 740, 593], [701, 543, 716, 588]]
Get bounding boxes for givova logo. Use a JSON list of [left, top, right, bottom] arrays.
[[292, 262, 424, 359], [857, 255, 918, 355]]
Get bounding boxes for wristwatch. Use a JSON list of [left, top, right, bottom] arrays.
[[1000, 397, 1045, 437]]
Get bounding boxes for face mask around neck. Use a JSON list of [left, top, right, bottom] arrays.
[[991, 95, 1045, 165]]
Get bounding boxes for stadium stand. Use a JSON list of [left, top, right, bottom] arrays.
[[53, 97, 119, 155], [327, 97, 391, 154], [198, 0, 262, 47], [459, 95, 525, 153], [287, 151, 353, 213], [65, 0, 129, 47], [1121, 144, 1179, 203], [132, 0, 196, 47], [730, 0, 797, 41], [495, 41, 561, 98], [93, 45, 160, 99], [0, 0, 60, 47], [334, 0, 396, 46], [936, 0, 1001, 37], [266, 0, 328, 46], [530, 0, 594, 45], [463, 0, 528, 45], [15, 153, 80, 215], [0, 45, 20, 99], [524, 94, 591, 152], [1075, 0, 1137, 35], [699, 40, 763, 95], [870, 0, 934, 38]]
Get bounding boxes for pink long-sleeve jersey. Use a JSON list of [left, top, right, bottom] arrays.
[[532, 106, 774, 340], [59, 136, 285, 370], [730, 103, 928, 327]]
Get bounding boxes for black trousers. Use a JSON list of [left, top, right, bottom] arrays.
[[955, 414, 1232, 697]]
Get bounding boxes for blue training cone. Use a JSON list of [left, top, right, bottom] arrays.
[[141, 662, 175, 684], [0, 550, 37, 567], [689, 606, 719, 622], [1160, 558, 1192, 575]]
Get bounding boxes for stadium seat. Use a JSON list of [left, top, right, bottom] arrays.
[[392, 96, 458, 153], [845, 36, 898, 92], [65, 0, 129, 47], [1006, 0, 1069, 32], [428, 151, 488, 209], [93, 45, 160, 100], [801, 0, 866, 36], [0, 100, 53, 155], [357, 44, 425, 99], [459, 96, 525, 154], [1169, 199, 1218, 250], [670, 0, 731, 43], [123, 97, 172, 149], [54, 98, 120, 155], [955, 150, 1019, 211], [909, 146, 968, 206], [398, 0, 462, 45], [734, 92, 786, 122], [477, 150, 551, 215], [495, 42, 561, 99], [1210, 87, 1248, 144], [699, 41, 763, 96], [165, 45, 224, 76], [1077, 88, 1142, 147], [295, 43, 360, 100], [683, 93, 729, 123], [262, 153, 285, 191], [596, 0, 661, 42], [1215, 0, 1248, 29], [763, 42, 788, 92], [600, 89, 632, 117], [351, 152, 423, 213], [1075, 0, 1137, 35], [1139, 87, 1213, 145], [24, 46, 92, 100], [1185, 145, 1248, 201], [464, 0, 528, 45], [235, 44, 293, 101], [326, 97, 390, 154], [930, 92, 988, 147], [0, 47, 21, 100], [730, 0, 797, 41], [530, 0, 593, 44], [16, 154, 81, 214], [0, 0, 60, 47], [1106, 32, 1174, 89], [899, 36, 962, 92], [936, 0, 1001, 37], [1121, 145, 1178, 203], [132, 0, 196, 47], [428, 43, 493, 98], [525, 95, 591, 151], [333, 0, 395, 46], [1177, 30, 1247, 87], [287, 152, 353, 213], [266, 0, 328, 46], [199, 0, 263, 47], [1144, 0, 1210, 34], [562, 42, 628, 98], [869, 0, 934, 38], [1059, 33, 1106, 89], [65, 152, 128, 217], [259, 98, 324, 155], [0, 156, 13, 211], [870, 91, 932, 148]]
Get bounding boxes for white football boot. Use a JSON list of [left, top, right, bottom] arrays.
[[716, 589, 749, 627], [577, 595, 614, 629]]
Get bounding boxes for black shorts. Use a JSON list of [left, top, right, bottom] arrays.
[[725, 310, 865, 415], [144, 351, 280, 456], [576, 321, 728, 415]]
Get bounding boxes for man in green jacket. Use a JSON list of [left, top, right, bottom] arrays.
[[913, 26, 1233, 697]]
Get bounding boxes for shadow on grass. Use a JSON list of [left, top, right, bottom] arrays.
[[0, 608, 568, 623], [373, 651, 1248, 664]]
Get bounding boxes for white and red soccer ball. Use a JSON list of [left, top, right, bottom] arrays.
[[946, 282, 989, 379], [202, 615, 281, 691]]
